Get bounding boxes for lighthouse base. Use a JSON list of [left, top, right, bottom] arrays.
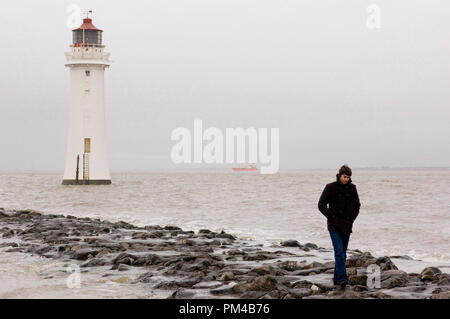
[[62, 179, 112, 185]]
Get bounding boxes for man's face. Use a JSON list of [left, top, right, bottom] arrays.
[[340, 174, 351, 184]]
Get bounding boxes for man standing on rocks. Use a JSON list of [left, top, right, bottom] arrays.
[[318, 164, 361, 288]]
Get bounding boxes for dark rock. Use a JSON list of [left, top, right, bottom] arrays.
[[381, 270, 408, 288], [292, 267, 329, 276], [154, 278, 202, 289], [71, 248, 101, 260], [353, 285, 368, 292], [371, 291, 391, 299], [431, 291, 450, 299], [81, 258, 107, 267], [279, 261, 300, 271], [280, 240, 301, 247], [227, 249, 248, 256], [112, 253, 139, 265], [210, 282, 237, 295], [232, 282, 250, 294], [420, 267, 442, 282], [389, 255, 413, 260], [239, 291, 266, 299], [290, 280, 312, 289], [216, 231, 235, 240], [167, 288, 195, 299], [376, 256, 398, 271], [437, 273, 450, 286], [304, 243, 318, 250], [243, 254, 270, 261], [250, 265, 275, 276], [302, 261, 325, 269], [0, 242, 18, 248], [348, 274, 368, 286], [249, 275, 277, 291], [164, 225, 182, 231], [112, 264, 130, 271], [287, 288, 312, 298], [218, 272, 235, 281]]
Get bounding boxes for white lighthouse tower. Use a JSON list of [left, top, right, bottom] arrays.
[[62, 14, 111, 185]]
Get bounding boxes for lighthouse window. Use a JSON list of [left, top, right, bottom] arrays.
[[85, 70, 90, 77]]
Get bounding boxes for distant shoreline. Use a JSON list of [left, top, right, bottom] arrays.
[[1, 167, 449, 174]]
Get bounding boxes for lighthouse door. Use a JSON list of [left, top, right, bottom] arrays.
[[83, 138, 91, 181]]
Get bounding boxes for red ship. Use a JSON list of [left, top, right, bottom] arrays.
[[232, 163, 258, 172]]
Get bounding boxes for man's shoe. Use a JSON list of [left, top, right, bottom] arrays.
[[339, 281, 348, 289]]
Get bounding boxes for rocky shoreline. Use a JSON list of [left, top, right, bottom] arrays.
[[0, 208, 449, 299]]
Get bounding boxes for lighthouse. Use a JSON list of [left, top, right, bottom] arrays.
[[62, 14, 111, 185]]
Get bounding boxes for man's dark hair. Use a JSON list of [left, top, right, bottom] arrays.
[[338, 164, 352, 176]]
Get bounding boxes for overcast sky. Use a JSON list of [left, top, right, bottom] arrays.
[[1, 0, 449, 171]]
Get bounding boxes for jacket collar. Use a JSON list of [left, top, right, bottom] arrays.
[[336, 174, 352, 186]]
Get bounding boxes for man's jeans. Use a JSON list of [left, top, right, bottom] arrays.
[[329, 230, 350, 284]]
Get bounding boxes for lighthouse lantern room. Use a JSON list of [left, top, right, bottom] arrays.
[[62, 12, 111, 185]]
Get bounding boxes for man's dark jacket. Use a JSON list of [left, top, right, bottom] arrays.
[[318, 174, 361, 235]]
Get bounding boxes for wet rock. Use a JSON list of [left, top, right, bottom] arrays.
[[113, 253, 139, 265], [353, 285, 368, 292], [371, 291, 391, 299], [389, 255, 413, 260], [346, 252, 375, 267], [164, 225, 182, 231], [210, 282, 237, 295], [81, 258, 107, 267], [292, 267, 329, 276], [280, 240, 301, 248], [250, 265, 275, 276], [249, 275, 277, 291], [431, 291, 450, 299], [349, 274, 368, 286], [290, 280, 312, 289], [216, 231, 235, 241], [261, 290, 281, 299], [232, 282, 250, 294], [0, 242, 18, 248], [114, 264, 130, 271], [304, 243, 318, 250], [437, 274, 450, 286], [381, 270, 408, 288], [71, 248, 101, 260], [132, 231, 164, 239], [134, 272, 153, 283], [376, 256, 398, 271], [192, 281, 222, 289], [239, 291, 266, 299], [2, 229, 16, 238], [218, 272, 235, 281], [154, 278, 202, 289], [313, 282, 334, 292], [6, 247, 24, 253], [226, 249, 247, 256], [113, 221, 135, 229], [279, 261, 300, 272], [287, 288, 312, 298], [167, 288, 195, 299], [420, 267, 441, 282], [302, 261, 325, 269], [12, 209, 42, 219], [243, 253, 270, 261], [134, 254, 163, 266]]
